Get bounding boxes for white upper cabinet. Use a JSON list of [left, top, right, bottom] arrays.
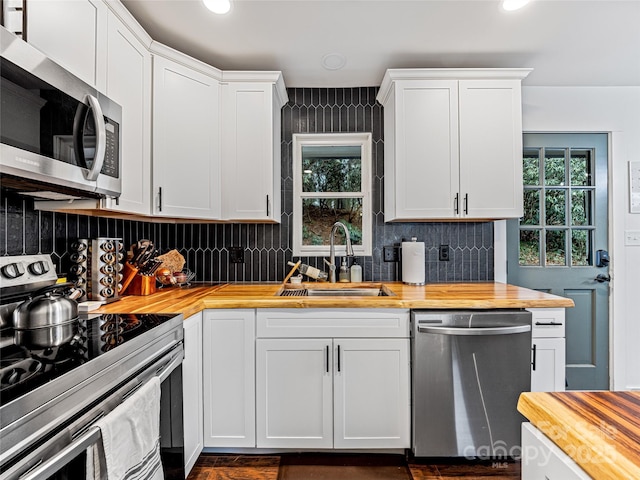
[[151, 50, 222, 219], [26, 0, 108, 89], [221, 74, 288, 222], [377, 69, 531, 221], [100, 9, 152, 215]]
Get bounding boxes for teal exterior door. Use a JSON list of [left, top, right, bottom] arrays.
[[507, 133, 609, 390]]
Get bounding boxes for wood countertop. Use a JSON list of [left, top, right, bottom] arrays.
[[518, 391, 640, 480], [95, 281, 573, 316]]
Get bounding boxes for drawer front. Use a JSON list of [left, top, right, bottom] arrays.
[[256, 309, 410, 338], [528, 308, 565, 338]]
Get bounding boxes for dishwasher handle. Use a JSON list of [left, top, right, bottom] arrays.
[[417, 324, 531, 336]]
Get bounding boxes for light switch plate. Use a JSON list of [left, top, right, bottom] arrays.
[[630, 162, 640, 213], [624, 230, 640, 246]]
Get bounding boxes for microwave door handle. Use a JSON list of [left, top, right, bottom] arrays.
[[84, 94, 106, 181]]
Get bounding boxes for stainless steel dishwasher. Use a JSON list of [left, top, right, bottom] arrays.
[[411, 310, 532, 458]]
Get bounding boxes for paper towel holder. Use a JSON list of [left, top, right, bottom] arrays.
[[401, 237, 426, 286]]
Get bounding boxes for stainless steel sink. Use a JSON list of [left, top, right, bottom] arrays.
[[277, 285, 393, 297]]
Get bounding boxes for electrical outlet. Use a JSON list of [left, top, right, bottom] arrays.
[[439, 244, 450, 261], [383, 246, 399, 262], [229, 246, 245, 263]]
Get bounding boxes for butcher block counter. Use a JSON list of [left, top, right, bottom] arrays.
[[95, 281, 573, 317], [518, 391, 640, 479]]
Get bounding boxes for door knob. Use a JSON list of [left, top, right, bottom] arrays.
[[595, 274, 611, 283]]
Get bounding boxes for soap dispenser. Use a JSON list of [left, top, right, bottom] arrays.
[[350, 258, 362, 283], [338, 258, 350, 282]]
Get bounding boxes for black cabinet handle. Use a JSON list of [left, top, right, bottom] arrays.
[[464, 193, 468, 215], [531, 344, 537, 371], [454, 193, 459, 214], [266, 195, 270, 217], [158, 187, 163, 212], [337, 345, 341, 372], [325, 345, 329, 373], [535, 321, 563, 326]]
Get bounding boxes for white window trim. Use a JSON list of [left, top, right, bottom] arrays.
[[292, 132, 372, 257]]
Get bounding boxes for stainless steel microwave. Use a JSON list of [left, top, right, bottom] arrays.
[[0, 26, 121, 198]]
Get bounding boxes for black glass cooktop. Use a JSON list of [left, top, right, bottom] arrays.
[[0, 313, 179, 405]]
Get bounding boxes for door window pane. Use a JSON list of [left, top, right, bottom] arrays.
[[302, 198, 363, 245], [523, 149, 540, 185], [571, 189, 593, 226], [522, 189, 540, 225], [570, 149, 593, 186], [545, 149, 566, 186], [302, 145, 362, 192], [571, 230, 591, 266], [545, 230, 566, 266], [545, 189, 566, 225], [519, 230, 540, 266]]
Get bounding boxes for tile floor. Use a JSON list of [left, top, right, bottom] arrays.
[[186, 454, 521, 480]]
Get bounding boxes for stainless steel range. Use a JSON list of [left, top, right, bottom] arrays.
[[0, 255, 185, 480]]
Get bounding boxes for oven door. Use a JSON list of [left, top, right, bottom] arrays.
[[0, 344, 184, 480]]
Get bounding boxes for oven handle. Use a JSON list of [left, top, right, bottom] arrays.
[[417, 325, 531, 336], [17, 427, 101, 480]]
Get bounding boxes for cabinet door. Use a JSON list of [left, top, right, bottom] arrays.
[[256, 338, 333, 448], [333, 339, 410, 448], [221, 82, 279, 222], [152, 56, 221, 219], [521, 423, 591, 480], [531, 337, 566, 392], [458, 80, 524, 219], [182, 312, 203, 476], [203, 310, 255, 447], [391, 80, 459, 220], [26, 0, 107, 89], [101, 11, 151, 215]]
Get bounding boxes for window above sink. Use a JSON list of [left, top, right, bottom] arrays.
[[292, 133, 372, 257]]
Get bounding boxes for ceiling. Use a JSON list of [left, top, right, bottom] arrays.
[[121, 0, 640, 88]]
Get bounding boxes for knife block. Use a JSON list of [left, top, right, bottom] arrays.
[[128, 274, 157, 296], [120, 262, 138, 295]]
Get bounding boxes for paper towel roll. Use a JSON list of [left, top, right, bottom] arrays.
[[402, 239, 425, 285]]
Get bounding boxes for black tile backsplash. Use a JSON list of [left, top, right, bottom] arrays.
[[1, 87, 493, 283]]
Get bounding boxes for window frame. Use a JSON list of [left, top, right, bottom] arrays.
[[292, 132, 372, 257]]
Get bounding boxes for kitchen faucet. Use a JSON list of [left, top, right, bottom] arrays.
[[326, 222, 354, 283]]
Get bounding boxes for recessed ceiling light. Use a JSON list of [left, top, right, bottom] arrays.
[[502, 0, 531, 11], [203, 0, 231, 14], [321, 53, 347, 71]]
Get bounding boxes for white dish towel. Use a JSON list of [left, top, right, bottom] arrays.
[[87, 376, 164, 480]]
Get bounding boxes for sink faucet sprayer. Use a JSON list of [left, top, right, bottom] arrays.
[[326, 222, 354, 283]]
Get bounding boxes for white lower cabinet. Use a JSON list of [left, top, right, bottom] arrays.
[[182, 312, 203, 477], [529, 308, 566, 392], [255, 309, 410, 450], [256, 338, 333, 449], [521, 423, 590, 480], [531, 338, 566, 392], [333, 338, 410, 449], [203, 309, 256, 447]]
